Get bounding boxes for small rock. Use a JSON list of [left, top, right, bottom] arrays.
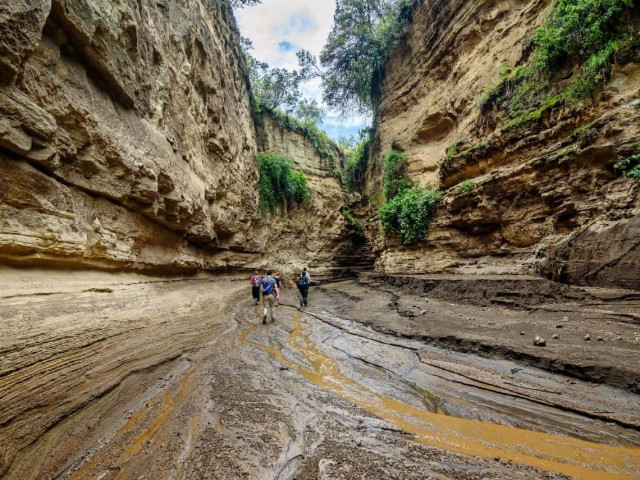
[[520, 332, 526, 336], [534, 336, 546, 347], [420, 310, 427, 315], [556, 324, 563, 329], [552, 334, 560, 339], [584, 334, 591, 341], [597, 336, 604, 342], [562, 316, 569, 322]]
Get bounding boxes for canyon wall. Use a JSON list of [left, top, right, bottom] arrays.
[[254, 113, 358, 278], [0, 0, 260, 272], [371, 0, 640, 290], [0, 0, 355, 276]]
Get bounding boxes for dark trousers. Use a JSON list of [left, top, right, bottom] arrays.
[[252, 286, 260, 302], [298, 286, 309, 306]]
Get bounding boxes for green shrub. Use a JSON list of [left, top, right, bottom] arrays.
[[379, 187, 442, 245], [549, 147, 577, 161], [502, 94, 563, 132], [382, 150, 411, 200], [533, 0, 634, 75], [615, 141, 640, 180], [258, 154, 311, 214], [453, 179, 474, 196], [341, 209, 364, 230]]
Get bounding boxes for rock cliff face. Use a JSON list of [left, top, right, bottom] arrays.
[[254, 113, 357, 278], [371, 0, 640, 290], [0, 0, 355, 275], [0, 0, 260, 271]]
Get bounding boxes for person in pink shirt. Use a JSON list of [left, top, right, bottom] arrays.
[[250, 270, 262, 305]]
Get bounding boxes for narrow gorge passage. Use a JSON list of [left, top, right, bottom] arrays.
[[2, 271, 639, 480]]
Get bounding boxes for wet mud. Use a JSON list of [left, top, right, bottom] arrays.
[[1, 269, 639, 479]]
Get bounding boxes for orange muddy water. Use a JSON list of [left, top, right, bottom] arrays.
[[240, 308, 640, 480]]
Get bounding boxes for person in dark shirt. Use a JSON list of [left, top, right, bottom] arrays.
[[260, 271, 279, 324], [274, 273, 282, 306], [296, 271, 310, 307]]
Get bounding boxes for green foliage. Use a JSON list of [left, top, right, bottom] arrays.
[[501, 94, 563, 132], [549, 147, 577, 161], [453, 179, 474, 196], [378, 149, 441, 244], [295, 98, 326, 128], [615, 141, 640, 180], [382, 150, 410, 199], [342, 136, 371, 192], [258, 154, 310, 214], [533, 0, 634, 74], [445, 139, 468, 159], [341, 209, 365, 230], [379, 187, 442, 244], [478, 0, 639, 131], [478, 66, 534, 113], [573, 123, 597, 146], [298, 0, 417, 116], [242, 39, 338, 164]]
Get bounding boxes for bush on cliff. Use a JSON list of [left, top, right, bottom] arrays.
[[378, 150, 441, 244], [258, 154, 310, 214], [379, 187, 442, 245], [615, 141, 640, 180], [382, 150, 410, 199]]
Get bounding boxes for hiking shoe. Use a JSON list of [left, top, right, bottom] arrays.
[[271, 317, 276, 323], [262, 315, 267, 325]]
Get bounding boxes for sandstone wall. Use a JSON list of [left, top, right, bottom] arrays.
[[0, 0, 260, 272], [371, 0, 640, 290], [254, 113, 356, 278]]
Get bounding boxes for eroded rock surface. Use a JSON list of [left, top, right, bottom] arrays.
[[0, 0, 261, 271], [253, 112, 360, 278], [370, 0, 640, 289]]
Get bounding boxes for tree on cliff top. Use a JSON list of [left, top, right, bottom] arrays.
[[298, 0, 416, 116]]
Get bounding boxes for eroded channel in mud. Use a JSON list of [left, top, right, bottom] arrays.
[[239, 306, 640, 480]]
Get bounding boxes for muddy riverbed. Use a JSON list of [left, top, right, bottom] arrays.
[[1, 268, 639, 479]]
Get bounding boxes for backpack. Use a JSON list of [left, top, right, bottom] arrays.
[[297, 275, 309, 288], [262, 277, 275, 295]]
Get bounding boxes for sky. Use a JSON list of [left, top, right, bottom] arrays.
[[235, 0, 368, 141]]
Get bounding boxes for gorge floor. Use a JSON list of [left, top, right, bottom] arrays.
[[0, 269, 639, 479]]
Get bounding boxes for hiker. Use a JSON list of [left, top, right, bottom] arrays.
[[250, 270, 262, 305], [296, 270, 310, 307], [260, 271, 279, 324], [274, 273, 282, 306]]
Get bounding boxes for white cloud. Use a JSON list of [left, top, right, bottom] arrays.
[[235, 0, 368, 139]]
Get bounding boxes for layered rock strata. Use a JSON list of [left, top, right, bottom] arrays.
[[254, 113, 358, 278], [0, 0, 260, 272], [370, 0, 640, 289]]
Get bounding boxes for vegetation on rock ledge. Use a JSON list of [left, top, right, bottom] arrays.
[[258, 154, 310, 215], [615, 141, 640, 180], [379, 150, 441, 244], [478, 0, 639, 131]]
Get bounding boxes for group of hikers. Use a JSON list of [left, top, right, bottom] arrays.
[[249, 268, 311, 324]]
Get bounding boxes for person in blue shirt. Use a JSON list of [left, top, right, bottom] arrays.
[[260, 271, 280, 324]]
